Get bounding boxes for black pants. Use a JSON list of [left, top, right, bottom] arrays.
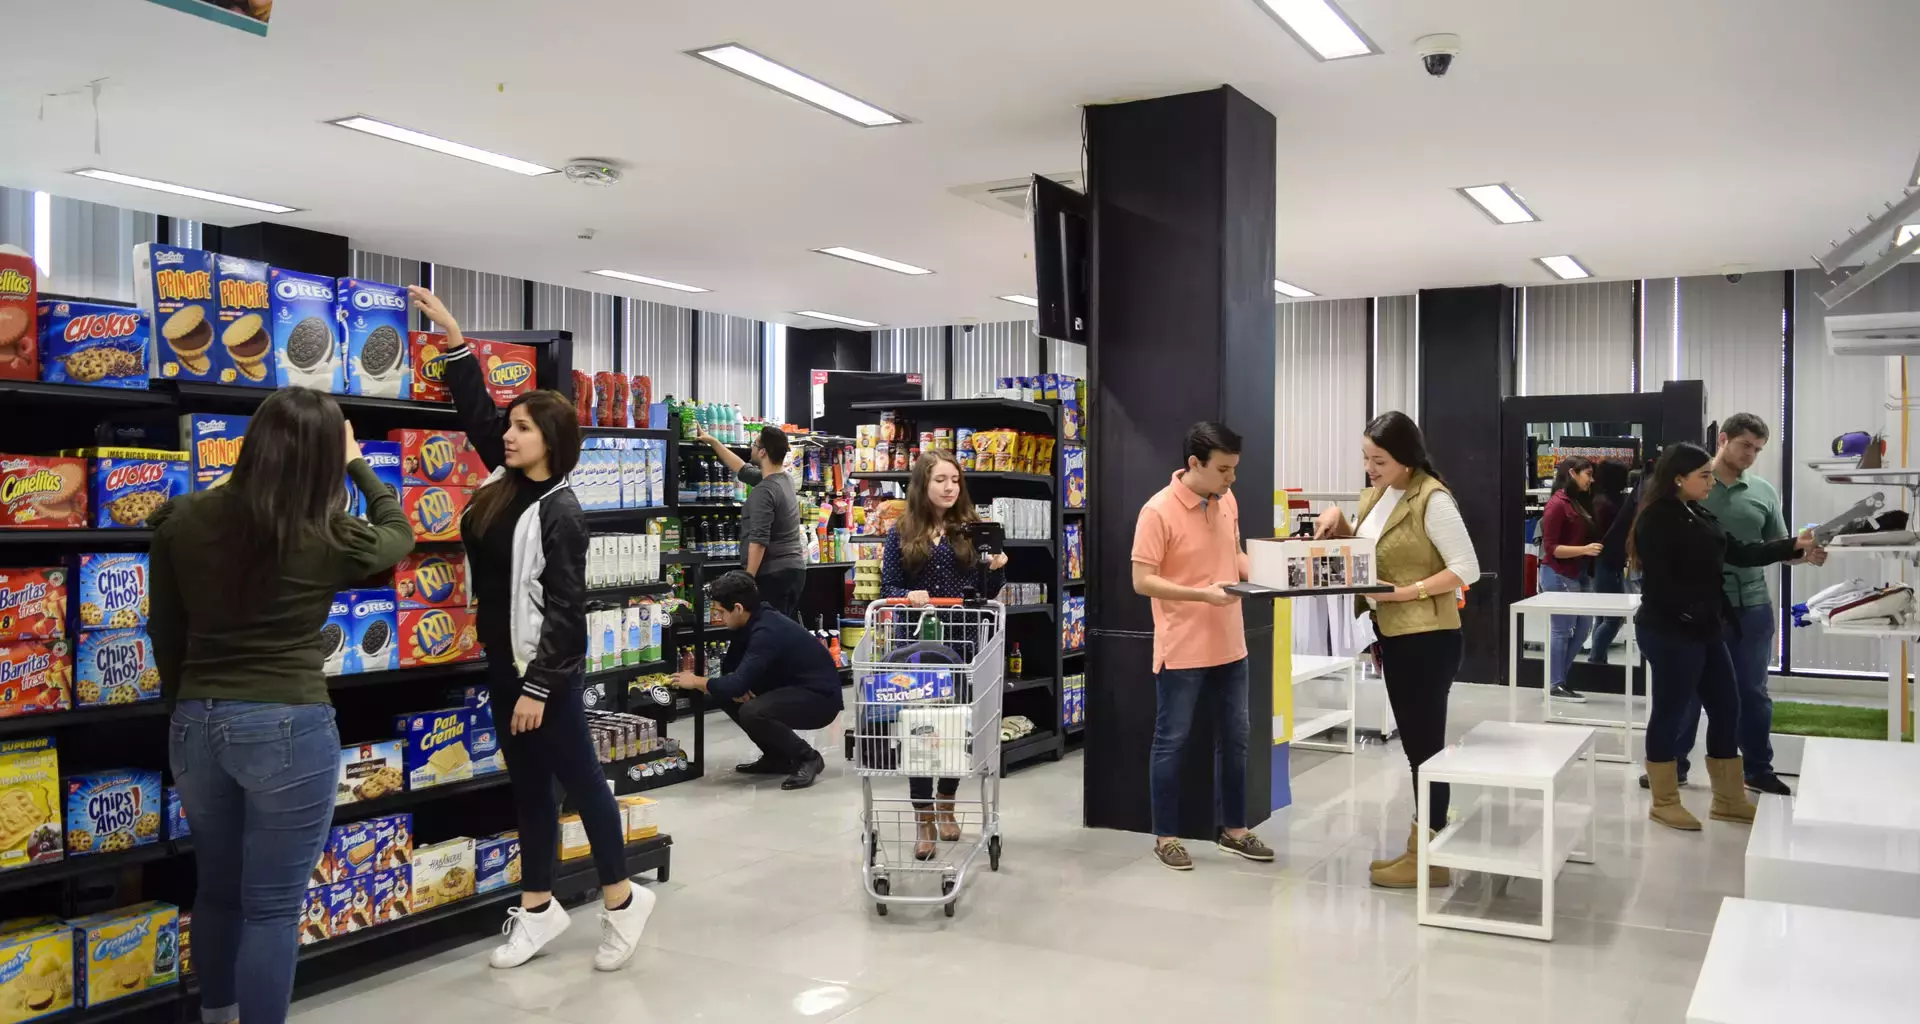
[[494, 673, 629, 892], [1636, 618, 1740, 764], [724, 686, 841, 765], [1374, 627, 1461, 830], [910, 776, 960, 809], [756, 566, 804, 622]]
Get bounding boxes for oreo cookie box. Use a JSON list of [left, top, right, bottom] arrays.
[[268, 268, 342, 392], [320, 594, 351, 677], [345, 441, 401, 519], [214, 254, 274, 388], [134, 243, 227, 383], [337, 278, 411, 398], [37, 300, 149, 388], [344, 589, 397, 674]]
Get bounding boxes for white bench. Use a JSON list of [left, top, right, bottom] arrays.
[[1793, 736, 1920, 831], [1507, 591, 1643, 763], [1688, 898, 1918, 1023], [1746, 793, 1920, 918], [1285, 653, 1357, 755], [1416, 720, 1597, 941]]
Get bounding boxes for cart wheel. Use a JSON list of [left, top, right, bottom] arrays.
[[941, 878, 957, 917], [874, 876, 890, 916], [944, 900, 956, 918], [989, 835, 1002, 871]]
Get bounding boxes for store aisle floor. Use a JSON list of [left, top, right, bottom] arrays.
[[288, 683, 1734, 1023]]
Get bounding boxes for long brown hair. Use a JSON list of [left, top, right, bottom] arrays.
[[1626, 442, 1712, 570], [214, 386, 348, 597], [896, 450, 978, 573], [1551, 455, 1598, 531], [466, 390, 582, 537]]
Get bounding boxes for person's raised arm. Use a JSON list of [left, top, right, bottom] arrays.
[[331, 422, 416, 581], [1726, 530, 1813, 568], [409, 286, 509, 470], [698, 433, 751, 478]]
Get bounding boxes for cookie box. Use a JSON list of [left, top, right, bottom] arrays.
[[319, 594, 351, 677], [74, 553, 149, 633], [345, 441, 401, 520], [397, 607, 481, 668], [134, 243, 225, 384], [1061, 443, 1087, 509], [335, 741, 404, 806], [84, 451, 189, 529], [477, 339, 537, 405], [337, 278, 411, 398], [0, 457, 87, 529], [0, 917, 74, 1021], [328, 820, 379, 880], [390, 429, 489, 489], [462, 686, 504, 776], [0, 641, 72, 720], [64, 769, 161, 857], [410, 837, 475, 912], [474, 832, 519, 894], [0, 246, 38, 382], [74, 630, 159, 707], [164, 787, 187, 841], [393, 551, 469, 609], [268, 268, 341, 392], [36, 301, 148, 389], [343, 589, 397, 674], [374, 813, 413, 871], [213, 254, 273, 387], [409, 332, 455, 403], [176, 914, 190, 978], [325, 879, 369, 936], [372, 868, 410, 924], [70, 902, 177, 1008], [299, 889, 328, 946], [0, 737, 62, 873], [401, 486, 470, 543], [0, 568, 66, 642], [618, 794, 658, 842], [392, 708, 472, 789], [177, 414, 248, 491]]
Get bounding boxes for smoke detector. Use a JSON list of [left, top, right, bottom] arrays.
[[563, 160, 623, 186]]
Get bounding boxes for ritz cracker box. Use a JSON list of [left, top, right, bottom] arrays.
[[343, 589, 397, 674], [178, 413, 248, 491], [213, 253, 274, 386], [267, 268, 342, 392], [36, 301, 148, 388], [0, 735, 63, 872], [74, 629, 159, 707], [135, 243, 227, 384], [0, 640, 72, 720], [69, 902, 178, 1008], [336, 278, 411, 398], [401, 486, 471, 543], [390, 429, 489, 489], [393, 551, 469, 609], [0, 457, 88, 530], [0, 567, 66, 642], [75, 553, 149, 633], [64, 769, 161, 857]]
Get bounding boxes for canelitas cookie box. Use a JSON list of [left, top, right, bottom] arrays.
[[0, 916, 74, 1020], [36, 301, 148, 389], [0, 736, 63, 872], [63, 769, 161, 857], [267, 268, 341, 392], [0, 457, 87, 529], [213, 254, 272, 387], [336, 278, 411, 398], [0, 568, 66, 642], [177, 413, 247, 491], [73, 553, 149, 633], [390, 429, 489, 489], [343, 589, 397, 674], [393, 551, 468, 609], [73, 629, 159, 708], [69, 902, 178, 1008], [134, 243, 226, 384]]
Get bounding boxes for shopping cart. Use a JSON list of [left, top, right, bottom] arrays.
[[852, 598, 1004, 917]]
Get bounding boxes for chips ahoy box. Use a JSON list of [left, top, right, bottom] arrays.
[[393, 551, 468, 609], [213, 253, 273, 387], [74, 629, 159, 707], [37, 300, 149, 388], [268, 268, 342, 392], [134, 243, 226, 383], [345, 441, 401, 519], [64, 769, 161, 856], [74, 553, 148, 632], [343, 589, 397, 674], [336, 278, 411, 398], [390, 429, 489, 488], [178, 413, 248, 491]]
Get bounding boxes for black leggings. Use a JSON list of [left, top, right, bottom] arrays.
[[1374, 627, 1461, 830], [495, 674, 629, 892], [910, 776, 959, 809]]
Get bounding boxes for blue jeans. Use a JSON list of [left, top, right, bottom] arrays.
[[1638, 620, 1740, 765], [1537, 564, 1591, 688], [1149, 658, 1249, 838], [170, 701, 339, 1024], [1673, 604, 1777, 779], [1588, 562, 1633, 662]]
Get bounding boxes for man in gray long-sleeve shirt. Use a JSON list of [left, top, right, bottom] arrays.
[[701, 425, 806, 620]]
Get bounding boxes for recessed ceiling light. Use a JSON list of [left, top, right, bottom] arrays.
[[1273, 279, 1316, 298], [1536, 255, 1591, 280], [999, 294, 1040, 307], [1250, 0, 1379, 61], [813, 246, 933, 276], [588, 269, 709, 293], [1898, 225, 1920, 246], [328, 116, 558, 176], [690, 44, 905, 127], [70, 168, 298, 214], [794, 310, 881, 328], [1457, 183, 1539, 225]]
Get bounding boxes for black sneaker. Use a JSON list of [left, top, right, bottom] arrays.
[[735, 755, 792, 775], [781, 752, 825, 790], [1550, 685, 1588, 704], [1746, 773, 1793, 796]]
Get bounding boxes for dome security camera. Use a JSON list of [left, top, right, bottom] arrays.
[[1414, 33, 1461, 77]]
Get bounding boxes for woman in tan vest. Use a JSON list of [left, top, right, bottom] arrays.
[[1314, 411, 1481, 888]]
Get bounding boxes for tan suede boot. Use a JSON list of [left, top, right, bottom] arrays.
[[1706, 756, 1757, 824], [1369, 828, 1450, 889], [1645, 760, 1701, 831], [1370, 819, 1418, 871]]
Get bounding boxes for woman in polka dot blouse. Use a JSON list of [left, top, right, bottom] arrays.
[[881, 451, 1008, 859]]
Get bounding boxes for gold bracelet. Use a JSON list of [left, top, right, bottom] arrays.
[[1415, 581, 1428, 601]]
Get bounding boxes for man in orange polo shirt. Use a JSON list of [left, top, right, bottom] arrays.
[[1130, 422, 1274, 871]]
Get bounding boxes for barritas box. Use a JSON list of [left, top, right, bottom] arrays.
[[74, 629, 159, 707], [342, 589, 397, 674], [402, 486, 470, 543], [177, 414, 247, 491], [37, 301, 148, 388], [68, 902, 177, 1008], [397, 607, 480, 668], [393, 551, 468, 609], [74, 553, 148, 632], [213, 254, 272, 387], [268, 268, 341, 392], [337, 278, 411, 398], [0, 567, 66, 641], [0, 641, 71, 720], [134, 243, 225, 383], [319, 594, 351, 677], [0, 736, 62, 872], [392, 708, 472, 789], [63, 769, 161, 856], [390, 429, 489, 488]]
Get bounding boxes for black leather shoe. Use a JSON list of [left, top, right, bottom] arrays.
[[781, 752, 826, 790], [735, 755, 792, 775], [1746, 772, 1793, 796]]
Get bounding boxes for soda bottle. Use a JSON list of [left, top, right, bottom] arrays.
[[1009, 643, 1024, 678]]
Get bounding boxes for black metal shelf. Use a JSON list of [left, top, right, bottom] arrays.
[[162, 380, 465, 421], [807, 561, 856, 570], [848, 398, 1056, 422], [587, 580, 675, 601], [0, 379, 175, 408], [853, 471, 1053, 488], [0, 837, 186, 895], [0, 699, 169, 738], [1004, 537, 1054, 548], [584, 426, 675, 440], [1002, 729, 1062, 772], [1005, 676, 1055, 696], [678, 501, 742, 511], [326, 661, 488, 692], [333, 772, 511, 822], [584, 506, 674, 522], [0, 529, 151, 546], [1007, 604, 1053, 617], [678, 438, 750, 450]]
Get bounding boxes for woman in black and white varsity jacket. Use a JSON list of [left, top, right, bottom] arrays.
[[410, 287, 655, 973]]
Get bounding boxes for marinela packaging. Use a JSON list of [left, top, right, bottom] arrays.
[[67, 901, 177, 1008], [0, 736, 63, 872], [393, 551, 468, 609], [134, 243, 224, 383], [397, 607, 480, 668], [267, 268, 341, 392], [409, 838, 474, 912], [408, 332, 455, 403], [0, 457, 87, 529], [402, 486, 471, 543], [177, 413, 248, 491], [74, 553, 149, 633], [73, 629, 159, 707], [0, 568, 66, 642], [36, 301, 147, 388], [0, 245, 37, 382], [83, 451, 189, 529], [477, 339, 536, 405], [390, 429, 488, 488], [213, 254, 273, 387], [0, 641, 71, 720], [343, 589, 397, 674], [63, 769, 161, 856], [337, 279, 410, 398]]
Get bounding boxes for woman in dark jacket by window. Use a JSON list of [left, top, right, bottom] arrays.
[[1632, 443, 1817, 833]]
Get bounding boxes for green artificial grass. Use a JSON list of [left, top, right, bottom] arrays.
[[1773, 700, 1913, 742]]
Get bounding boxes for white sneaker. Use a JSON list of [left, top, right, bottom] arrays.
[[490, 902, 571, 969], [593, 886, 657, 972]]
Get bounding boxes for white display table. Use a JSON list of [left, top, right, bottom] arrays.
[[1687, 898, 1918, 1023], [1794, 736, 1920, 831], [1746, 793, 1920, 918], [1416, 720, 1597, 941], [1507, 591, 1643, 762], [1286, 653, 1357, 754]]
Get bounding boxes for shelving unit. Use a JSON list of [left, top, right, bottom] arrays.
[[1804, 459, 1920, 741]]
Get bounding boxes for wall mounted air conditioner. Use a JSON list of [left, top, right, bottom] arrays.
[[1826, 311, 1920, 357]]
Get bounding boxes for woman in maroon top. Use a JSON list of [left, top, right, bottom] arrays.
[[1539, 456, 1603, 701]]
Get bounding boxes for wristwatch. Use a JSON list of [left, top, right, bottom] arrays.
[[1414, 581, 1429, 601]]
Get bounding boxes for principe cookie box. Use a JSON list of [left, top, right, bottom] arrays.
[[268, 268, 342, 392], [74, 553, 149, 633], [213, 253, 273, 387], [390, 429, 489, 489], [0, 245, 38, 382], [177, 413, 247, 490], [59, 449, 189, 530], [336, 278, 411, 398], [67, 902, 178, 1009], [0, 736, 63, 873], [135, 243, 227, 384], [0, 915, 75, 1020], [74, 629, 159, 707], [63, 769, 161, 857], [0, 641, 73, 721], [409, 837, 475, 912], [0, 457, 88, 529], [36, 301, 148, 388], [0, 568, 66, 642], [397, 607, 481, 668]]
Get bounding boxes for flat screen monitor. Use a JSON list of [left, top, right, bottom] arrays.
[[1030, 174, 1090, 344]]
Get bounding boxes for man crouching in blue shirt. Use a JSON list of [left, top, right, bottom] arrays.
[[671, 570, 844, 790]]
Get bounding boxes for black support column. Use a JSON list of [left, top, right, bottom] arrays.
[[1083, 86, 1277, 837]]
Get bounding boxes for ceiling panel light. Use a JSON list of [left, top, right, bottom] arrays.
[[1251, 0, 1380, 61], [328, 116, 557, 176], [814, 246, 933, 276], [1536, 255, 1591, 280], [999, 294, 1040, 307], [1898, 225, 1920, 246], [1273, 279, 1316, 298], [690, 44, 905, 127], [1457, 183, 1539, 225], [794, 310, 881, 328], [588, 269, 709, 293], [70, 168, 297, 214]]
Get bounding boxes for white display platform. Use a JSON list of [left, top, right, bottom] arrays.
[[1687, 898, 1918, 1023], [1746, 793, 1920, 918], [1287, 653, 1357, 754], [1508, 592, 1643, 762], [1794, 737, 1920, 832]]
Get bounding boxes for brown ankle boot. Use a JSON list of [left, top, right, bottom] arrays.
[[933, 799, 962, 842], [1369, 828, 1450, 889], [1645, 760, 1701, 831], [1706, 756, 1757, 824], [914, 810, 938, 860], [1370, 819, 1418, 871]]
